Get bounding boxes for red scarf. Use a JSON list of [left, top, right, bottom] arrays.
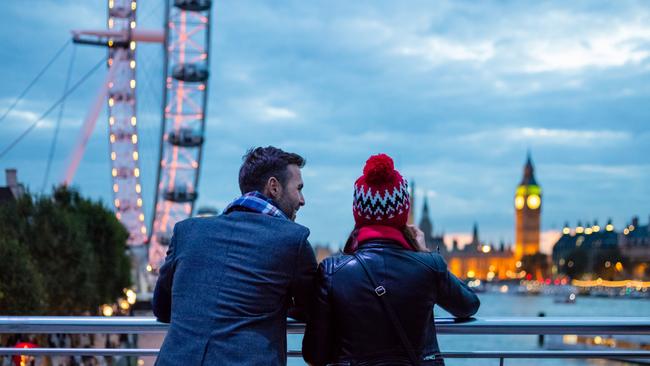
[[350, 225, 414, 252]]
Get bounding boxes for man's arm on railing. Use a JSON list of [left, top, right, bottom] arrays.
[[302, 259, 336, 366], [152, 225, 179, 323], [287, 237, 318, 322]]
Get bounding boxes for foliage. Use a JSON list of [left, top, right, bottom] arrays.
[[0, 186, 131, 315], [0, 238, 45, 315]]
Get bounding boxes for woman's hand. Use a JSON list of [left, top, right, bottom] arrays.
[[405, 224, 429, 252]]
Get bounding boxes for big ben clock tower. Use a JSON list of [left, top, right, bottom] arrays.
[[514, 152, 541, 260]]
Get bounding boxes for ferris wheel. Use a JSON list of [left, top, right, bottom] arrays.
[[68, 0, 212, 277]]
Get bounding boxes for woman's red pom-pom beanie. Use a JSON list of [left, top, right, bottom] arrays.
[[353, 153, 410, 228]]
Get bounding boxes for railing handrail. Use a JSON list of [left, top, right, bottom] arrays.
[[0, 348, 649, 359], [1, 316, 650, 335]]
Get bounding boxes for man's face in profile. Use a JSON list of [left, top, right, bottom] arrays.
[[275, 164, 305, 221]]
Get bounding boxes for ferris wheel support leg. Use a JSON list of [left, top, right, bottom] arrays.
[[61, 54, 119, 186]]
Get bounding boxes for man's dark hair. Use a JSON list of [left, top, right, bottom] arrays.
[[238, 146, 306, 194]]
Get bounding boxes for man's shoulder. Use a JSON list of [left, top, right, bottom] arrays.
[[228, 211, 310, 236]]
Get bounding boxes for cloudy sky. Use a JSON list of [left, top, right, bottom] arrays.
[[1, 1, 648, 252]]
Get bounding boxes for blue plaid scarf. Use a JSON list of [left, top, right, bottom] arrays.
[[224, 191, 288, 219]]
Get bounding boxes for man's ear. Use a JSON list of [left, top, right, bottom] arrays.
[[265, 176, 282, 198]]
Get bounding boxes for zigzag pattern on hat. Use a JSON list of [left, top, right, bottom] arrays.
[[353, 180, 410, 220]]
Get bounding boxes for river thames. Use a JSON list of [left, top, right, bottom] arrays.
[[286, 292, 650, 366]]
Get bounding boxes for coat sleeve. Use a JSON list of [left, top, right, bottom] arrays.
[[152, 224, 180, 323], [302, 260, 335, 366], [433, 254, 481, 318], [287, 231, 318, 322]]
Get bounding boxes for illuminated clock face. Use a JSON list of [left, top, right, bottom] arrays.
[[514, 195, 525, 210], [526, 194, 541, 209]]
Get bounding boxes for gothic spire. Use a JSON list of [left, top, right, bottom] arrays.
[[520, 151, 538, 186]]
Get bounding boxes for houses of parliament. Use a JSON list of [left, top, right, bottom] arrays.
[[411, 153, 543, 280]]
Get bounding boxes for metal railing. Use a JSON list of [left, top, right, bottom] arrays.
[[1, 316, 650, 363]]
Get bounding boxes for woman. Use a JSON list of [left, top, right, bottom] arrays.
[[303, 154, 480, 366]]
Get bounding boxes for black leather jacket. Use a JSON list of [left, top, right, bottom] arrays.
[[302, 240, 480, 366]]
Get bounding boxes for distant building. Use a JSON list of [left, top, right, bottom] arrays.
[[423, 153, 543, 280], [418, 198, 446, 254], [619, 216, 650, 279], [514, 152, 542, 259], [552, 219, 619, 278], [444, 222, 516, 280], [313, 244, 336, 263], [0, 169, 25, 203]]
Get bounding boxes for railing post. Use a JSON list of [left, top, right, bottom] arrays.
[[499, 357, 504, 366]]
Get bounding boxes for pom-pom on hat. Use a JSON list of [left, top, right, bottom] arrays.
[[353, 154, 410, 228]]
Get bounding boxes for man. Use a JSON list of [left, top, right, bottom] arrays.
[[153, 146, 317, 365]]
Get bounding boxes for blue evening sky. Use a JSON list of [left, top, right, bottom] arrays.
[[0, 1, 648, 252]]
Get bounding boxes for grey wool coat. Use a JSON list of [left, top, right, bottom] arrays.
[[153, 210, 317, 365]]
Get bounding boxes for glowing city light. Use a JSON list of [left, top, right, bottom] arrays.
[[526, 194, 541, 209], [126, 289, 137, 305], [101, 305, 114, 317], [119, 299, 130, 311]]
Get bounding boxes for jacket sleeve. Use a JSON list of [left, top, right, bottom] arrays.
[[152, 224, 180, 323], [287, 232, 318, 322], [302, 260, 335, 366], [433, 254, 480, 318]]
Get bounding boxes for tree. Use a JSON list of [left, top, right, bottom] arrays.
[[0, 238, 45, 315], [0, 186, 131, 315]]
